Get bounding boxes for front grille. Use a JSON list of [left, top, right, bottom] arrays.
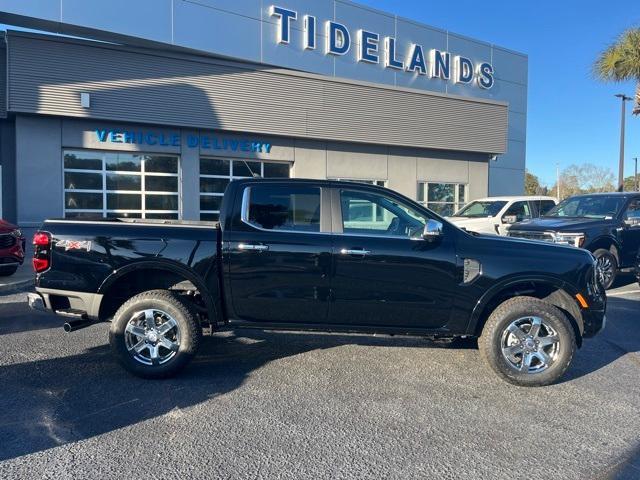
[[0, 234, 16, 249], [508, 231, 555, 243]]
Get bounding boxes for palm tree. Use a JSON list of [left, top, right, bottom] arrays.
[[594, 28, 640, 114]]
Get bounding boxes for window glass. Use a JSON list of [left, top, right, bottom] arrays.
[[503, 201, 531, 222], [625, 199, 640, 219], [340, 190, 427, 239], [455, 201, 507, 218], [233, 160, 261, 178], [64, 172, 103, 190], [199, 158, 291, 221], [63, 150, 180, 219], [64, 151, 103, 170], [546, 196, 625, 219], [105, 153, 142, 172], [538, 200, 557, 216], [146, 176, 178, 192], [106, 174, 141, 191], [264, 162, 290, 178], [65, 192, 103, 210], [200, 158, 230, 176], [418, 182, 467, 216], [247, 186, 321, 232]]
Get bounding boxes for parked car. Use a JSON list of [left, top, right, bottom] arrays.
[[0, 220, 25, 276], [508, 192, 640, 289], [28, 179, 605, 387], [447, 196, 557, 235]]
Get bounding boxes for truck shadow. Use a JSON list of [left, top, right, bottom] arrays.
[[0, 296, 637, 461]]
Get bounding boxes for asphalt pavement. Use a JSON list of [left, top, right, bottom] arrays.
[[0, 278, 638, 479]]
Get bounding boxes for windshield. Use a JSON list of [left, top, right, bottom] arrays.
[[544, 195, 625, 219], [454, 201, 508, 218]]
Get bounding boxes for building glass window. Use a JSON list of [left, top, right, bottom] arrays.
[[63, 150, 180, 219], [200, 158, 290, 221], [417, 182, 467, 216]]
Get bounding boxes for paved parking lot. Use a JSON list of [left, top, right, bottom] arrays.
[[0, 279, 639, 479]]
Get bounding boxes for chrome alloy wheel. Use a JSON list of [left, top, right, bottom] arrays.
[[500, 316, 560, 374], [124, 309, 181, 366], [596, 255, 614, 288]]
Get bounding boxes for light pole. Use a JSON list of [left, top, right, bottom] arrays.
[[615, 94, 632, 192], [635, 157, 638, 192]]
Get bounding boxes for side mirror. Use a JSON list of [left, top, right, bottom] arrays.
[[423, 219, 443, 240], [502, 215, 518, 225]]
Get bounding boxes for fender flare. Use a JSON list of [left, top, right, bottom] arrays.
[[97, 259, 220, 322], [467, 274, 583, 336]]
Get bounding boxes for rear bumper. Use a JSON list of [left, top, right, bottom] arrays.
[[28, 288, 103, 320], [0, 239, 26, 265]]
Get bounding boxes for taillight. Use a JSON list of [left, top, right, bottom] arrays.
[[32, 231, 51, 273]]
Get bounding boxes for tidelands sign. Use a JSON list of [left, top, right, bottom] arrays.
[[270, 5, 495, 89]]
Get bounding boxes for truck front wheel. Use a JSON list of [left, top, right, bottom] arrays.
[[593, 249, 617, 290], [478, 297, 577, 387], [109, 290, 202, 379]]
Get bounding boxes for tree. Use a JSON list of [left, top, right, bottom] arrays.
[[594, 28, 640, 114], [524, 170, 545, 195], [547, 164, 616, 200], [624, 174, 639, 192]]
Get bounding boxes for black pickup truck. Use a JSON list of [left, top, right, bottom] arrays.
[[28, 179, 606, 387], [508, 193, 640, 289]]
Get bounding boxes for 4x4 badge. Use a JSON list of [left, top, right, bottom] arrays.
[[56, 239, 92, 252]]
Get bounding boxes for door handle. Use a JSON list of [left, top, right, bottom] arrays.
[[238, 243, 269, 252], [340, 248, 371, 256]]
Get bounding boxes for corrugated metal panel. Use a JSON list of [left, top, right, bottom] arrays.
[[0, 34, 6, 119], [7, 33, 508, 154]]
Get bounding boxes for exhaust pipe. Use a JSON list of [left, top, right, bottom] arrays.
[[63, 319, 94, 333]]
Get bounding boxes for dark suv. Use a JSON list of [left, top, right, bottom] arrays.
[[509, 193, 640, 289]]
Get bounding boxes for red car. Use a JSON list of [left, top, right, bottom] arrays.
[[0, 220, 25, 276]]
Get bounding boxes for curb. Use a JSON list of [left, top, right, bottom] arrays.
[[0, 278, 34, 295]]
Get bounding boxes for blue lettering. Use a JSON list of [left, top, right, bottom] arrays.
[[358, 30, 379, 64], [478, 62, 494, 89], [95, 129, 108, 142], [431, 50, 450, 79], [159, 134, 170, 147], [240, 141, 251, 152], [229, 140, 239, 151], [455, 56, 474, 84], [145, 133, 157, 145], [110, 131, 123, 143], [171, 134, 181, 147], [201, 136, 211, 149], [304, 15, 316, 50], [187, 135, 199, 148], [327, 21, 350, 55], [263, 144, 272, 154], [270, 6, 297, 44], [406, 44, 427, 75], [384, 37, 404, 70], [212, 137, 222, 150], [123, 131, 135, 144], [251, 142, 262, 152]]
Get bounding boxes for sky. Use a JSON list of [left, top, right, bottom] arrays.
[[360, 0, 640, 186]]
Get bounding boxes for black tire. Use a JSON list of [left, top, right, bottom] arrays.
[[0, 266, 18, 277], [109, 289, 201, 379], [593, 249, 617, 290], [478, 296, 577, 387]]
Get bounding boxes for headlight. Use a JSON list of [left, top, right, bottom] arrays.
[[553, 232, 585, 248], [11, 229, 22, 238]]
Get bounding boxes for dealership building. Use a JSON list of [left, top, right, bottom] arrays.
[[0, 0, 527, 226]]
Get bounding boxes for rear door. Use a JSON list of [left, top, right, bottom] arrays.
[[226, 183, 332, 324], [328, 186, 458, 330]]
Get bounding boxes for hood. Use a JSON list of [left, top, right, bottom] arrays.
[[510, 217, 612, 232], [0, 219, 19, 234]]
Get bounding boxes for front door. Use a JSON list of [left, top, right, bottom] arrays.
[[620, 198, 640, 267], [226, 183, 332, 324], [329, 187, 458, 330]]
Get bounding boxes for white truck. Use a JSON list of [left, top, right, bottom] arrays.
[[447, 196, 558, 235]]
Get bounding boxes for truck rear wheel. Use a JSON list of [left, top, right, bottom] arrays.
[[478, 297, 577, 387], [109, 290, 201, 379]]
